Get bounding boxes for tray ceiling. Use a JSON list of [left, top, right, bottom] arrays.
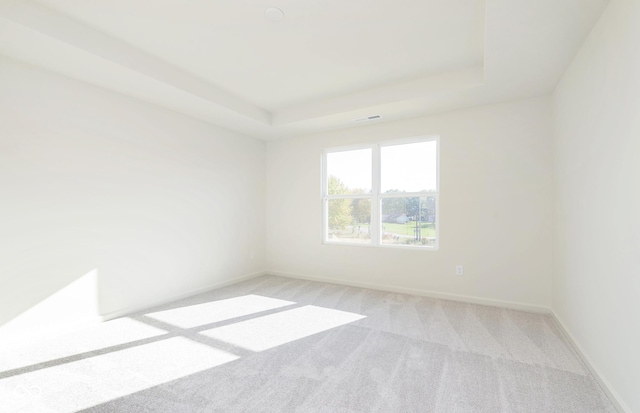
[[0, 0, 608, 140]]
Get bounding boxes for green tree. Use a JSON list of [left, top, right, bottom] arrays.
[[328, 175, 352, 230], [351, 198, 371, 224], [423, 196, 436, 222], [406, 197, 420, 219], [349, 187, 370, 224], [381, 190, 406, 220]]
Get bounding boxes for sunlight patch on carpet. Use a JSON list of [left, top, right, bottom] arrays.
[[0, 317, 166, 373], [0, 337, 238, 413], [201, 305, 366, 352], [145, 294, 295, 328]]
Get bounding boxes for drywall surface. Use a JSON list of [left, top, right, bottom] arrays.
[[267, 97, 553, 309], [0, 59, 266, 337], [552, 0, 640, 411]]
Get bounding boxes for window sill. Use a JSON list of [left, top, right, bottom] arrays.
[[322, 241, 439, 251]]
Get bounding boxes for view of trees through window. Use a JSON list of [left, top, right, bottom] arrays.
[[380, 195, 436, 246], [327, 176, 371, 243], [324, 138, 438, 248]]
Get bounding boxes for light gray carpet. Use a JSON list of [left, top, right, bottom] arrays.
[[0, 275, 617, 412]]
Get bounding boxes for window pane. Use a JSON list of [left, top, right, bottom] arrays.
[[381, 196, 436, 247], [381, 141, 437, 193], [327, 198, 371, 244], [326, 149, 372, 195]]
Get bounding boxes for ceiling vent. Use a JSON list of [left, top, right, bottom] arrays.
[[353, 114, 382, 122]]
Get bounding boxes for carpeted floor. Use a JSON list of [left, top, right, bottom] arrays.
[[0, 275, 617, 412]]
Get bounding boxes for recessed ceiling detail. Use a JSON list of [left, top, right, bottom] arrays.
[[0, 0, 609, 140], [264, 7, 284, 22]]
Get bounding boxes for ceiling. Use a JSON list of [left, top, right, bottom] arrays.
[[0, 0, 608, 140]]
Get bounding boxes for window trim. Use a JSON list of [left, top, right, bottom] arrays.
[[322, 135, 440, 250]]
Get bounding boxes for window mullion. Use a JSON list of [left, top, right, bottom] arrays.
[[371, 144, 381, 246]]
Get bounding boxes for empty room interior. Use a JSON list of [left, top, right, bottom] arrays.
[[0, 0, 638, 412]]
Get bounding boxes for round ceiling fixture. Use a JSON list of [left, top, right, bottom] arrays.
[[265, 7, 284, 22]]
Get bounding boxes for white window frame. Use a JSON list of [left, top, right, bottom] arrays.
[[322, 135, 440, 250]]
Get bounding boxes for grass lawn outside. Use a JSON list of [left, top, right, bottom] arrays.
[[382, 222, 436, 238], [329, 221, 436, 245], [330, 222, 435, 237]]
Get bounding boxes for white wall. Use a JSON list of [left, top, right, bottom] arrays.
[[552, 0, 640, 411], [267, 97, 554, 310], [0, 59, 266, 336]]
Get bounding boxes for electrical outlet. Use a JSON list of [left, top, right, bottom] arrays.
[[456, 265, 464, 276]]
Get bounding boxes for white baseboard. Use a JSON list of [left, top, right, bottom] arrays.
[[99, 270, 266, 321], [267, 270, 551, 314], [550, 312, 631, 413], [268, 270, 628, 411]]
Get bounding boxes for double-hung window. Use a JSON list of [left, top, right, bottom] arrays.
[[322, 136, 439, 249]]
